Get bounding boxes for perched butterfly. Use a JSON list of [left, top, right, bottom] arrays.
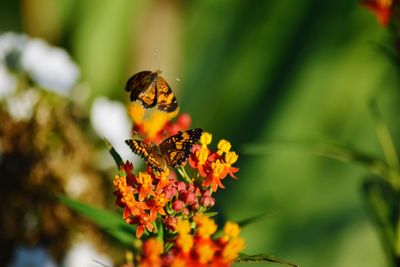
[[125, 70, 178, 113], [126, 128, 203, 172]]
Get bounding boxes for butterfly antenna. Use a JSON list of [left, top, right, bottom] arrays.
[[153, 50, 161, 73]]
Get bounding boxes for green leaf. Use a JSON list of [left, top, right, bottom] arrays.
[[104, 138, 123, 168], [155, 218, 164, 242], [59, 195, 136, 248], [368, 96, 400, 173], [236, 253, 298, 267], [362, 177, 400, 265], [237, 212, 274, 228]]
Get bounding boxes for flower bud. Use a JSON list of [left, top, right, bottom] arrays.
[[172, 200, 185, 212], [164, 186, 177, 199], [177, 181, 186, 192], [185, 191, 196, 205], [187, 183, 195, 192], [164, 216, 178, 231], [191, 199, 200, 211], [200, 195, 215, 208]]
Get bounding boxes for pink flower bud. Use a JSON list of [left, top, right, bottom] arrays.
[[183, 208, 190, 215], [191, 199, 200, 211], [172, 200, 185, 212], [200, 195, 215, 208], [164, 186, 177, 199], [187, 183, 195, 192], [185, 191, 196, 205], [178, 191, 187, 201], [164, 217, 177, 231], [177, 181, 186, 192]]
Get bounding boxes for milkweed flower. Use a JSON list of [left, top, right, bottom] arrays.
[[189, 133, 239, 192], [113, 91, 244, 266], [137, 217, 245, 267]]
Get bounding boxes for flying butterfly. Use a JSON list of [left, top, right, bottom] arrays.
[[125, 128, 203, 172], [125, 70, 178, 113]]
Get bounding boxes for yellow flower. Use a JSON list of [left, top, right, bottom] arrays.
[[176, 219, 191, 235], [217, 139, 231, 155], [211, 160, 225, 178], [194, 214, 217, 238], [128, 102, 145, 125], [196, 241, 215, 264], [196, 147, 209, 165], [177, 233, 193, 253], [223, 221, 241, 240], [222, 237, 245, 262], [200, 132, 212, 147], [225, 151, 238, 165]]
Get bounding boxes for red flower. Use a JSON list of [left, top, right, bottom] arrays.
[[361, 0, 395, 26]]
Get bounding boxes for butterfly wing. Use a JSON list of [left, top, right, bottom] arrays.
[[125, 71, 157, 108], [125, 139, 166, 172], [156, 76, 178, 112], [159, 128, 203, 167]]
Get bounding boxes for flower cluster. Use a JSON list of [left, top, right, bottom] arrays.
[[189, 132, 239, 192], [113, 103, 243, 266], [138, 215, 245, 267], [114, 160, 220, 239], [361, 0, 399, 26]]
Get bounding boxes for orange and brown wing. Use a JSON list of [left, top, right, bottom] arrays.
[[156, 76, 178, 112], [159, 128, 203, 167], [125, 139, 166, 172], [125, 71, 157, 108]]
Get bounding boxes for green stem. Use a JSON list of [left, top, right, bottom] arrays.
[[396, 213, 400, 259], [177, 166, 192, 183], [369, 99, 400, 173]]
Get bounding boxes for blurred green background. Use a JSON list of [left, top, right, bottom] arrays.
[[2, 0, 400, 266]]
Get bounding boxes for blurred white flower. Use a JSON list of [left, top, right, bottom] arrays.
[[91, 97, 135, 162], [21, 39, 80, 95], [6, 89, 40, 121], [0, 64, 16, 99], [63, 241, 113, 267], [0, 32, 27, 60], [0, 32, 80, 96], [8, 246, 57, 267]]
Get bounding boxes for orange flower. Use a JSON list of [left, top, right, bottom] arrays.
[[140, 238, 163, 267], [136, 171, 155, 201], [134, 211, 157, 238], [189, 133, 239, 192]]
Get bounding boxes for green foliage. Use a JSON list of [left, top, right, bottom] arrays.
[[237, 253, 298, 267], [59, 195, 136, 248], [362, 177, 400, 266]]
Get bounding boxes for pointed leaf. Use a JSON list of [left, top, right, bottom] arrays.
[[237, 212, 275, 228], [237, 253, 298, 267], [59, 195, 136, 247], [362, 177, 400, 263], [104, 138, 123, 168]]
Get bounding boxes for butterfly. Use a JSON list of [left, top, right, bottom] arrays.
[[125, 128, 203, 172], [125, 70, 178, 113]]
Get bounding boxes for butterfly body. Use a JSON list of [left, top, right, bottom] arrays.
[[126, 128, 203, 172], [125, 70, 178, 112]]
